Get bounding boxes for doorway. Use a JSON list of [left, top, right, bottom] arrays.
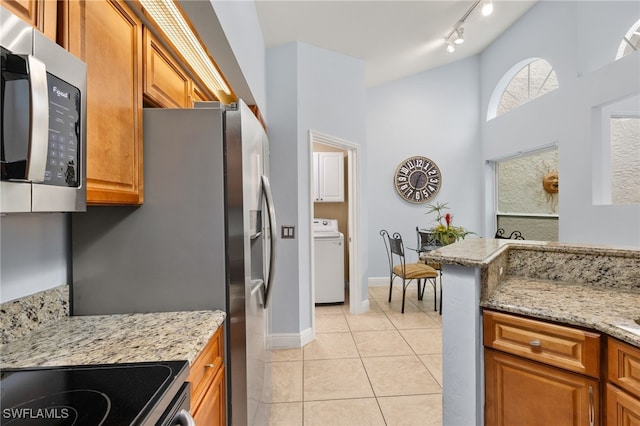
[[308, 130, 363, 334]]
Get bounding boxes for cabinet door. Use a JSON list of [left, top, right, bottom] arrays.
[[66, 0, 144, 205], [606, 383, 640, 425], [314, 152, 344, 202], [485, 348, 599, 426], [608, 337, 640, 398], [193, 366, 226, 426], [313, 152, 320, 200], [190, 81, 211, 104], [143, 28, 190, 108], [2, 0, 57, 41]]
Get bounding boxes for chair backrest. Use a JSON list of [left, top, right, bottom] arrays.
[[494, 228, 525, 240], [380, 229, 407, 273], [416, 227, 440, 251]]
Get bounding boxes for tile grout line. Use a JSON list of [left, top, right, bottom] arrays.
[[286, 290, 442, 425]]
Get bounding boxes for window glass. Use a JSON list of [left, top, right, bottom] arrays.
[[616, 18, 640, 60], [495, 148, 559, 241], [496, 59, 558, 117], [497, 149, 558, 214], [611, 116, 640, 204]]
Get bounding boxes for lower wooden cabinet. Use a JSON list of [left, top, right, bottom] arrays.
[[188, 326, 225, 426], [483, 310, 601, 425], [606, 337, 640, 425], [485, 348, 599, 425], [606, 383, 640, 425], [193, 365, 225, 426]]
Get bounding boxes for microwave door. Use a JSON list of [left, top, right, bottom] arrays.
[[1, 51, 48, 183]]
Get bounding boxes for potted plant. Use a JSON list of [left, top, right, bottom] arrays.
[[425, 202, 474, 245]]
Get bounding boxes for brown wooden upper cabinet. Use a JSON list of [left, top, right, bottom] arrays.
[[142, 28, 214, 108], [191, 81, 210, 104], [2, 0, 57, 41], [64, 0, 145, 205], [143, 28, 190, 108], [9, 0, 237, 205]]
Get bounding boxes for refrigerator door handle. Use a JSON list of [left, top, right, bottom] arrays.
[[261, 175, 277, 309]]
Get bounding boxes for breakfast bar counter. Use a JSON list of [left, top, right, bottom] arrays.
[[421, 238, 640, 425]]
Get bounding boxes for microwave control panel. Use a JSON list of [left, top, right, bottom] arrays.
[[44, 73, 81, 187]]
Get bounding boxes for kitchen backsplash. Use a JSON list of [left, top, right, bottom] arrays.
[[505, 245, 640, 291], [0, 284, 69, 344]]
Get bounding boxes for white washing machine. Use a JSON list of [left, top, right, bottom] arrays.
[[313, 218, 345, 304]]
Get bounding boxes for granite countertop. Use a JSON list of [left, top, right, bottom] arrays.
[[481, 277, 640, 347], [423, 238, 640, 348], [423, 237, 639, 267], [0, 310, 225, 369]]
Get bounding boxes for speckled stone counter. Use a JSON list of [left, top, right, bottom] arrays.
[[0, 285, 70, 344], [482, 277, 640, 347], [423, 238, 640, 347], [423, 237, 639, 268], [0, 310, 225, 369]]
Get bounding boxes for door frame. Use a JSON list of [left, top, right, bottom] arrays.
[[308, 130, 364, 327]]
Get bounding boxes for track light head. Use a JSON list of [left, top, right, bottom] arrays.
[[481, 0, 494, 16], [446, 41, 456, 53], [454, 27, 464, 45]]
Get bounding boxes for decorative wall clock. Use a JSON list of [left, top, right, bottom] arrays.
[[394, 156, 442, 204]]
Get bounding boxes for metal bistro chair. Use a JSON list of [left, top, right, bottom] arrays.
[[494, 228, 525, 240], [380, 230, 438, 314], [415, 227, 443, 314]]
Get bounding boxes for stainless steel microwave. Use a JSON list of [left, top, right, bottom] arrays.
[[1, 7, 87, 213]]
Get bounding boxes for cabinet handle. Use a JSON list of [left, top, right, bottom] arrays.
[[588, 385, 594, 426], [205, 363, 216, 369], [529, 339, 542, 347]]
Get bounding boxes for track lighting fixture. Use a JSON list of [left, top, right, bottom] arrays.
[[453, 27, 464, 45], [481, 0, 494, 17], [443, 0, 494, 53]]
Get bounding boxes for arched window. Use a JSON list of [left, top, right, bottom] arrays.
[[487, 58, 559, 120], [616, 18, 640, 60]]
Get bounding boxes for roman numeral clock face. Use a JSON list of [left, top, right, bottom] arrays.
[[394, 156, 442, 204]]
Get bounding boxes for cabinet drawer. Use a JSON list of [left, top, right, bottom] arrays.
[[608, 337, 640, 398], [188, 326, 223, 411], [483, 310, 601, 377]]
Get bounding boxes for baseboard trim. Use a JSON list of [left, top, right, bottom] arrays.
[[368, 276, 389, 287], [268, 327, 314, 350], [349, 297, 370, 314]]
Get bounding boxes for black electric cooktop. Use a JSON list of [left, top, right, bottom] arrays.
[[0, 361, 188, 426]]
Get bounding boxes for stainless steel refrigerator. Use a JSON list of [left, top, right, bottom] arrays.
[[71, 100, 276, 426]]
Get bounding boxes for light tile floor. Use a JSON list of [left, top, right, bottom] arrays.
[[269, 284, 443, 426]]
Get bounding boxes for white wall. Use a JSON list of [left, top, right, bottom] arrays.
[[366, 56, 484, 278], [266, 44, 301, 336], [266, 42, 367, 337], [480, 1, 640, 247], [180, 0, 267, 115], [210, 0, 267, 116]]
